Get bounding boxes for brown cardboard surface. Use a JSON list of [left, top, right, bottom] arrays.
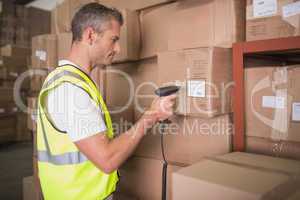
[[113, 9, 140, 63], [172, 152, 300, 200], [16, 113, 31, 142], [246, 0, 300, 41], [134, 114, 232, 165], [57, 33, 72, 61], [0, 45, 31, 57], [0, 87, 14, 103], [31, 34, 57, 70], [0, 115, 17, 143], [109, 105, 134, 135], [52, 0, 97, 34], [28, 7, 51, 38], [158, 47, 233, 118], [98, 0, 174, 10], [245, 66, 300, 142], [0, 56, 29, 81], [118, 157, 182, 200], [246, 136, 300, 161], [140, 3, 177, 58], [133, 58, 159, 120], [106, 62, 137, 108], [247, 15, 299, 41], [218, 152, 300, 174], [168, 0, 245, 50]]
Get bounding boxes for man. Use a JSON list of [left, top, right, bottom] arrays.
[[36, 3, 176, 200]]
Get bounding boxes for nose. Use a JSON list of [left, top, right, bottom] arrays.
[[114, 42, 121, 54]]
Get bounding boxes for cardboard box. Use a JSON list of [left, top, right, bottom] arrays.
[[168, 0, 245, 51], [118, 157, 183, 200], [51, 0, 98, 34], [28, 7, 51, 38], [0, 45, 31, 57], [0, 11, 16, 46], [140, 3, 177, 58], [0, 56, 29, 81], [246, 136, 300, 161], [133, 58, 159, 118], [57, 33, 72, 61], [245, 66, 300, 142], [0, 115, 17, 143], [23, 176, 40, 200], [134, 114, 232, 165], [106, 62, 138, 107], [158, 47, 233, 118], [32, 34, 57, 70], [0, 87, 14, 104], [16, 113, 31, 142], [246, 0, 300, 41], [98, 0, 174, 10], [172, 152, 300, 200], [113, 9, 140, 63], [27, 97, 37, 132], [109, 105, 134, 135]]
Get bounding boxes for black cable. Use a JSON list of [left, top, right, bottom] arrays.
[[160, 122, 168, 200]]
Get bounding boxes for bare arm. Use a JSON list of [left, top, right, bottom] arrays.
[[75, 94, 176, 174]]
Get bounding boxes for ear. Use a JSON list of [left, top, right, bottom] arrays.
[[82, 27, 96, 46]]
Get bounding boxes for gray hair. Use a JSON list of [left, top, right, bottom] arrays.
[[71, 3, 123, 42]]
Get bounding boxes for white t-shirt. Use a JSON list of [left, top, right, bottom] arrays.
[[46, 60, 107, 142]]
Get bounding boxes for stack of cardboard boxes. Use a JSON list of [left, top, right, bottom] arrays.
[[0, 0, 51, 47], [0, 0, 51, 144], [25, 0, 300, 199], [244, 0, 300, 161], [246, 0, 300, 41], [0, 45, 31, 143]]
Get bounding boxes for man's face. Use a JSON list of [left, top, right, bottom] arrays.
[[91, 20, 121, 65]]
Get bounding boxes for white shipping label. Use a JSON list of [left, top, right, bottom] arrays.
[[39, 51, 47, 61], [187, 80, 205, 98], [0, 60, 3, 65], [282, 1, 300, 18], [253, 0, 277, 17], [0, 108, 5, 113], [292, 102, 300, 121], [262, 96, 285, 109]]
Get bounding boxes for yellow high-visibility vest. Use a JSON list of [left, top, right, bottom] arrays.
[[36, 64, 118, 200]]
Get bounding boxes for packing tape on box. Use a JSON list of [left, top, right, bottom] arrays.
[[282, 1, 300, 18], [271, 67, 289, 141], [282, 1, 300, 35]]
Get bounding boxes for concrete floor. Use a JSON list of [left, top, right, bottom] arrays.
[[0, 142, 33, 200]]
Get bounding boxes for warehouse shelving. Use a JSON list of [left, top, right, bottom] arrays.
[[232, 36, 300, 151]]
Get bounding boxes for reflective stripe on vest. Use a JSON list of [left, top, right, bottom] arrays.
[[38, 103, 88, 165]]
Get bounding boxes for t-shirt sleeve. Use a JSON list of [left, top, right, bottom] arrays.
[[46, 82, 107, 142]]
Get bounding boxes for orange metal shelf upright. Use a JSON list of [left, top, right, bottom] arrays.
[[232, 36, 300, 152]]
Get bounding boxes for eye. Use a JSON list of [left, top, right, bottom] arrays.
[[111, 37, 119, 43]]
